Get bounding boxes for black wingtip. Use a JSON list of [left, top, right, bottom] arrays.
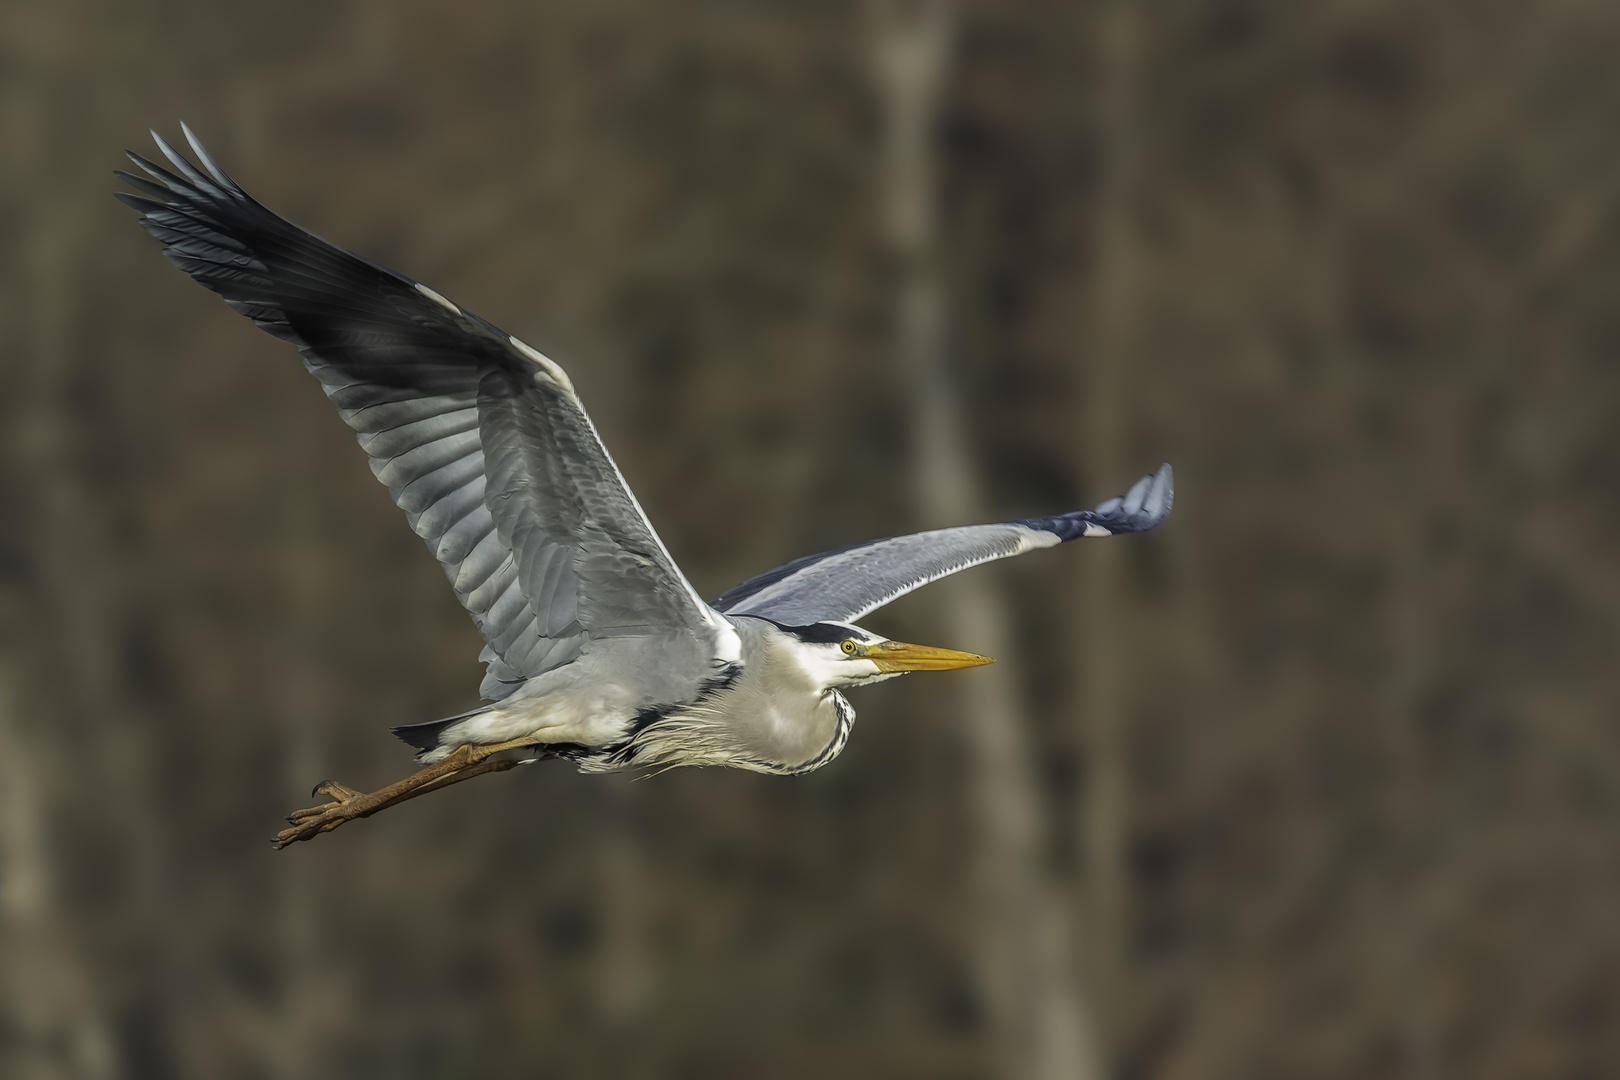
[[149, 128, 199, 184], [1012, 462, 1175, 540], [120, 126, 245, 206], [179, 121, 237, 189], [123, 149, 184, 189], [1141, 462, 1174, 522]]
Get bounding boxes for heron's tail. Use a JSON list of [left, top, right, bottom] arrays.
[[391, 705, 493, 757]]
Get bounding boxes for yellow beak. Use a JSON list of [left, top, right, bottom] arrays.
[[864, 640, 995, 672]]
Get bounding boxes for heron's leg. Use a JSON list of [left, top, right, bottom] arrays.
[[271, 735, 546, 849]]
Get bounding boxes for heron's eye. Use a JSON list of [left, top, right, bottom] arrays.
[[840, 640, 857, 655]]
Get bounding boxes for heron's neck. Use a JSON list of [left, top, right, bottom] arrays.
[[707, 623, 855, 773], [606, 619, 856, 775]]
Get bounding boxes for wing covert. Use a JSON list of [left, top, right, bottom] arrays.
[[715, 464, 1173, 625]]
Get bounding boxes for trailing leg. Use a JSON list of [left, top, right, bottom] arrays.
[[272, 736, 546, 849]]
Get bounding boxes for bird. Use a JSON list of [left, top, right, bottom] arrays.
[[116, 126, 1173, 848]]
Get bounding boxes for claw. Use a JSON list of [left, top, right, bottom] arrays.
[[313, 779, 363, 802]]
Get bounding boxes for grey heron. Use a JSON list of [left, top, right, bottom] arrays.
[[116, 127, 1174, 848]]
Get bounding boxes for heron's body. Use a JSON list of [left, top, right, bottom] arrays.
[[408, 617, 859, 775], [116, 127, 1173, 846]]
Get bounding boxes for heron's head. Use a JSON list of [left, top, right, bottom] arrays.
[[780, 621, 993, 690]]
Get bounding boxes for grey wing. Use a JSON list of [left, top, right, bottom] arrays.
[[118, 127, 720, 700], [714, 464, 1172, 625]]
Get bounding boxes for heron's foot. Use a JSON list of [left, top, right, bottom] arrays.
[[274, 780, 377, 848]]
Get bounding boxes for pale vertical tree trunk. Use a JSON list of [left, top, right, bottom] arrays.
[[215, 100, 353, 1080], [870, 4, 1103, 1077], [268, 501, 346, 1080], [1310, 177, 1443, 1080], [0, 669, 117, 1080], [1076, 0, 1143, 1064], [593, 777, 653, 1079], [3, 43, 123, 1076], [1383, 524, 1441, 1080]]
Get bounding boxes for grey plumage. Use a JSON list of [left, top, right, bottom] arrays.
[[118, 127, 1174, 800], [117, 125, 723, 710], [714, 465, 1173, 624]]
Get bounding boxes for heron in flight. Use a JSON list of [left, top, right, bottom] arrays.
[[117, 127, 1173, 848]]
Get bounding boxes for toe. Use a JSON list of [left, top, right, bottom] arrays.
[[311, 779, 363, 801]]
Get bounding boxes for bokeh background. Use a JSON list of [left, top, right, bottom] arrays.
[[3, 1, 1619, 1077]]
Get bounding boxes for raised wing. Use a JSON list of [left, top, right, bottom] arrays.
[[118, 126, 719, 700], [714, 464, 1173, 625]]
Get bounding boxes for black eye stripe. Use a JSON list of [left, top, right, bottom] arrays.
[[766, 619, 866, 645]]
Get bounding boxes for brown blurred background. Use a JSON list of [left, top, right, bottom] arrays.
[[3, 1, 1619, 1077]]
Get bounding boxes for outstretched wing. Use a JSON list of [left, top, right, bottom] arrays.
[[714, 464, 1173, 625], [118, 126, 723, 701]]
